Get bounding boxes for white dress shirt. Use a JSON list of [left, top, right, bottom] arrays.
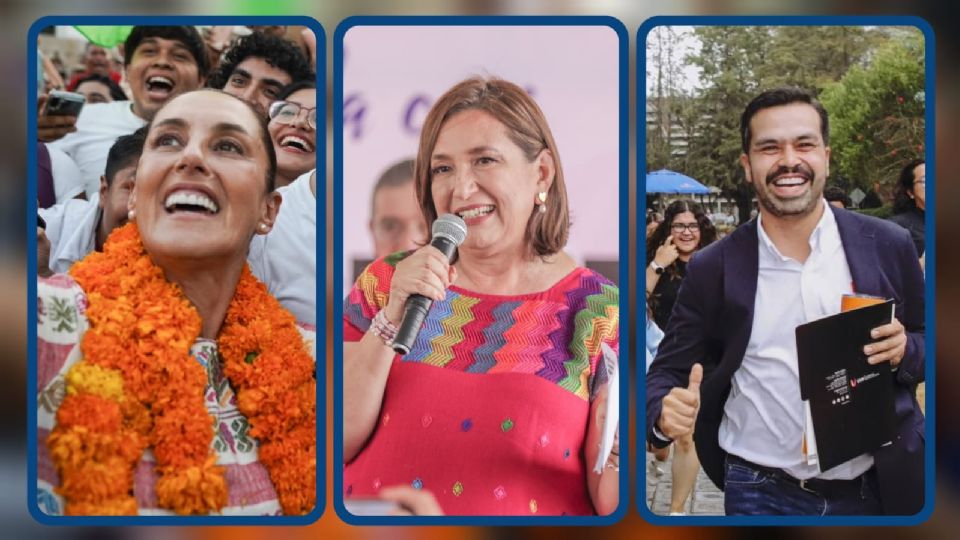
[[718, 201, 875, 480]]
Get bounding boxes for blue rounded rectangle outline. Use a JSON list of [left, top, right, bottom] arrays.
[[635, 14, 936, 527], [332, 14, 630, 527], [26, 14, 327, 527]]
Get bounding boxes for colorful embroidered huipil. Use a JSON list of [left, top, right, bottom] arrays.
[[343, 254, 619, 515]]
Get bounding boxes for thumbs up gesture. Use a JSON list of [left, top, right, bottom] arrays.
[[657, 363, 702, 440]]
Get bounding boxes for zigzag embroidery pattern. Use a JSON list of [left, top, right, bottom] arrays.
[[347, 256, 619, 400]]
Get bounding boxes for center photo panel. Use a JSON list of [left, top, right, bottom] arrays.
[[333, 16, 628, 525]]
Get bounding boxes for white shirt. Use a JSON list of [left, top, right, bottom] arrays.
[[46, 144, 85, 202], [248, 171, 316, 326], [49, 101, 146, 196], [718, 201, 875, 480], [39, 194, 101, 274]]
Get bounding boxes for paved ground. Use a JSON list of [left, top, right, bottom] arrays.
[[644, 449, 725, 516]]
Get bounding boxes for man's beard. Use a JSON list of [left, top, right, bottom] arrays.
[[753, 162, 822, 218]]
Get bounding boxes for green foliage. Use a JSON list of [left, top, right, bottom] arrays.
[[683, 27, 773, 222], [854, 205, 895, 219], [756, 26, 874, 91], [820, 30, 925, 193], [645, 25, 924, 221]]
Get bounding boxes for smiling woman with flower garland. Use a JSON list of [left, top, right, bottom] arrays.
[[36, 89, 316, 516]]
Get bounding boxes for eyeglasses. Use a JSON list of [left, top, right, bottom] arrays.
[[671, 223, 700, 233], [268, 101, 317, 130]]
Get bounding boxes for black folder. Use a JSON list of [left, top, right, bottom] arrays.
[[795, 300, 897, 472]]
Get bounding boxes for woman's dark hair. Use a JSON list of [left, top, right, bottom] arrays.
[[892, 158, 925, 214], [73, 73, 128, 102], [123, 26, 210, 78], [275, 80, 316, 101], [205, 31, 314, 90], [645, 199, 717, 266], [143, 89, 277, 192]]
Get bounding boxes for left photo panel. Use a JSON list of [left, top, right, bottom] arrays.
[[29, 17, 325, 524]]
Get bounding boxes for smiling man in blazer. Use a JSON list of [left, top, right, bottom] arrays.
[[646, 87, 925, 516]]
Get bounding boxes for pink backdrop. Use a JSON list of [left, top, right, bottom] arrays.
[[342, 25, 620, 294]]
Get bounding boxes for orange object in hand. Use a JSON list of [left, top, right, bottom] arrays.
[[841, 293, 887, 312]]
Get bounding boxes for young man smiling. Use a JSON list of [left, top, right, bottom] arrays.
[[646, 87, 925, 516], [49, 26, 209, 192], [206, 30, 314, 117]]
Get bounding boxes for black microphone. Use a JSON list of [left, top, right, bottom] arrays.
[[392, 214, 467, 355]]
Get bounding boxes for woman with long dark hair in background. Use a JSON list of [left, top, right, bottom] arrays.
[[644, 198, 717, 515]]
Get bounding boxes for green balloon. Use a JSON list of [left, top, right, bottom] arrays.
[[73, 26, 134, 48]]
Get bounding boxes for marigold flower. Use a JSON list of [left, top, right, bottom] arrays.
[[52, 223, 316, 515]]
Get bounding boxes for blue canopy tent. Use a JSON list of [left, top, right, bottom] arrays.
[[645, 169, 711, 194]]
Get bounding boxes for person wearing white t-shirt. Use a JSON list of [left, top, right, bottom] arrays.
[[44, 143, 86, 202], [247, 81, 317, 324], [39, 129, 144, 275], [248, 170, 316, 325], [48, 26, 208, 189]]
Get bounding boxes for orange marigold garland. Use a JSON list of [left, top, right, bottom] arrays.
[[46, 222, 315, 515], [219, 265, 317, 515]]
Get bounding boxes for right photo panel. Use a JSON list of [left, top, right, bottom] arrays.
[[640, 18, 932, 524]]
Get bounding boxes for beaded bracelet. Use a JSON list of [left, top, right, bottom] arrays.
[[370, 309, 398, 346]]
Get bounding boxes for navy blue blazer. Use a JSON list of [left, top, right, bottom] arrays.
[[646, 206, 925, 515]]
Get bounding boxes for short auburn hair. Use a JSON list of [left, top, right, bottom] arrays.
[[414, 77, 570, 257]]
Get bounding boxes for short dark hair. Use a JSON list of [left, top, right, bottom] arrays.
[[741, 86, 830, 154], [893, 158, 925, 214], [74, 73, 128, 101], [205, 31, 314, 90], [823, 186, 851, 208], [104, 127, 147, 186], [275, 80, 316, 101], [371, 158, 415, 213], [123, 26, 210, 78]]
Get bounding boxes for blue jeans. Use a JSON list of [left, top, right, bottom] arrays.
[[723, 454, 883, 515]]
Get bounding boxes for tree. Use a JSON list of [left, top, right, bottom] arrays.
[[683, 26, 772, 223], [645, 26, 687, 171], [820, 30, 925, 197], [673, 26, 894, 221], [757, 26, 874, 91]]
